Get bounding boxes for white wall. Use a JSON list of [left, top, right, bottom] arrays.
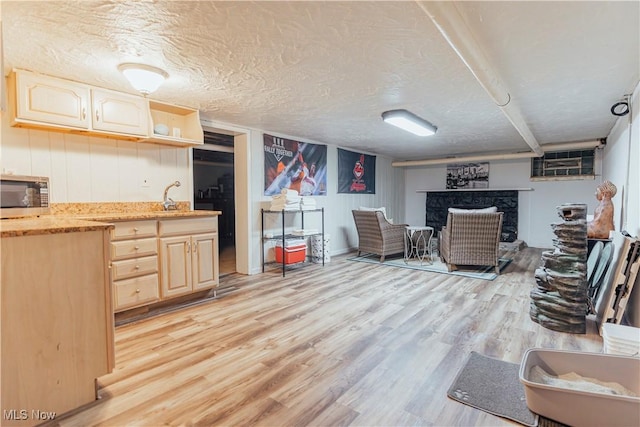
[[601, 81, 639, 327], [404, 158, 598, 249], [247, 129, 404, 274], [603, 82, 639, 237], [0, 113, 192, 204]]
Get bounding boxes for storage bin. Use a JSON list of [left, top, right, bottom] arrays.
[[311, 233, 330, 263], [519, 348, 640, 427], [603, 323, 640, 356], [275, 240, 307, 264]]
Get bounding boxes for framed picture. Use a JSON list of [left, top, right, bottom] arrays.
[[446, 162, 489, 189]]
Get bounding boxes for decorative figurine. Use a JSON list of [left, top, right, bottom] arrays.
[[587, 180, 617, 239]]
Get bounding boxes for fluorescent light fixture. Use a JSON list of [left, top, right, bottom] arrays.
[[381, 109, 437, 136], [118, 63, 168, 95]]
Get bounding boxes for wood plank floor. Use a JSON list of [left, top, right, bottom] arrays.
[[55, 247, 603, 427]]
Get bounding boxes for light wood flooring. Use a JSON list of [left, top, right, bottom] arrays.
[[55, 247, 603, 427]]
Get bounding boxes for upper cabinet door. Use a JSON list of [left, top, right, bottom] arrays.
[[91, 88, 149, 136], [15, 70, 91, 129]]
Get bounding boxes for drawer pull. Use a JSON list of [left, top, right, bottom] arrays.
[[134, 265, 140, 270], [135, 288, 141, 293], [134, 246, 140, 250], [133, 227, 139, 232]]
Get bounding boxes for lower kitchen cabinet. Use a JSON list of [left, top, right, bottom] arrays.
[[1, 228, 113, 426], [113, 273, 160, 309], [159, 235, 192, 298], [159, 218, 219, 299], [191, 232, 219, 290], [109, 216, 219, 311], [110, 220, 160, 312]]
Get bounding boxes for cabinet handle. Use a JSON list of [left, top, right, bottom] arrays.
[[133, 227, 139, 232], [82, 107, 86, 120], [193, 242, 197, 253], [186, 242, 191, 253], [135, 288, 141, 293], [134, 265, 140, 270], [95, 109, 100, 121], [134, 246, 140, 250]]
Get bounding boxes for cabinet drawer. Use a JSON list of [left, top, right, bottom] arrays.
[[159, 217, 218, 236], [111, 220, 157, 240], [113, 274, 159, 311], [111, 255, 158, 281], [110, 238, 157, 260]]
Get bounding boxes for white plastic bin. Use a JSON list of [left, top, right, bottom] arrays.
[[311, 234, 330, 263], [519, 348, 640, 427], [602, 323, 640, 356]]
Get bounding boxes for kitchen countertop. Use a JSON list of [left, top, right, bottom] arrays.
[[0, 217, 114, 237], [1, 208, 221, 237], [64, 209, 221, 222]]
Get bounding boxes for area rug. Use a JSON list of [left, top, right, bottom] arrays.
[[347, 254, 511, 281], [447, 352, 539, 426]]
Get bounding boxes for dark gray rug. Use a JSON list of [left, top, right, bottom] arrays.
[[447, 351, 538, 426]]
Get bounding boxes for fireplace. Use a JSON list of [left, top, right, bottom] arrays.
[[425, 190, 519, 242]]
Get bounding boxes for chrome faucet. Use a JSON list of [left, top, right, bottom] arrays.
[[162, 181, 181, 211]]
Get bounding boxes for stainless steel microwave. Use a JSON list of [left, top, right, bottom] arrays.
[[1, 175, 51, 218]]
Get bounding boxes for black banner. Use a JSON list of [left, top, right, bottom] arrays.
[[264, 134, 327, 196], [338, 148, 375, 194]]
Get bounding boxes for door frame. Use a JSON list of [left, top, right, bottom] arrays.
[[196, 121, 251, 275]]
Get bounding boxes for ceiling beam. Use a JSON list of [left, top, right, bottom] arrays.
[[392, 151, 538, 167], [417, 1, 544, 156], [392, 139, 604, 167]]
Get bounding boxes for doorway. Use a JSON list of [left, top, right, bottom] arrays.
[[193, 131, 236, 276]]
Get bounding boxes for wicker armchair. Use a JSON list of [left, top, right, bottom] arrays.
[[439, 211, 504, 274], [352, 210, 407, 261]]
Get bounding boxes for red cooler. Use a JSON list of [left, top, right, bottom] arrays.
[[275, 239, 307, 264]]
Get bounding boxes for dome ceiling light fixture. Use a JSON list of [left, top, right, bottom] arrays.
[[381, 109, 437, 136], [118, 63, 168, 95]]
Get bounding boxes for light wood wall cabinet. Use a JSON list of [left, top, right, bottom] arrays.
[[91, 88, 149, 136], [159, 217, 219, 299], [12, 69, 91, 129], [110, 220, 160, 312], [1, 229, 114, 427], [145, 101, 204, 146], [8, 69, 203, 146]]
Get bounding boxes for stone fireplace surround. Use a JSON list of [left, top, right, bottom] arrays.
[[424, 189, 522, 242]]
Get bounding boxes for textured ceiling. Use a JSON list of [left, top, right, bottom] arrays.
[[2, 1, 638, 161]]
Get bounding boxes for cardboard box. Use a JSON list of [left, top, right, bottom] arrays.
[[519, 348, 640, 427], [275, 241, 307, 264]]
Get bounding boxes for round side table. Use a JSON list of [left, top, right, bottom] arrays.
[[404, 226, 434, 265]]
